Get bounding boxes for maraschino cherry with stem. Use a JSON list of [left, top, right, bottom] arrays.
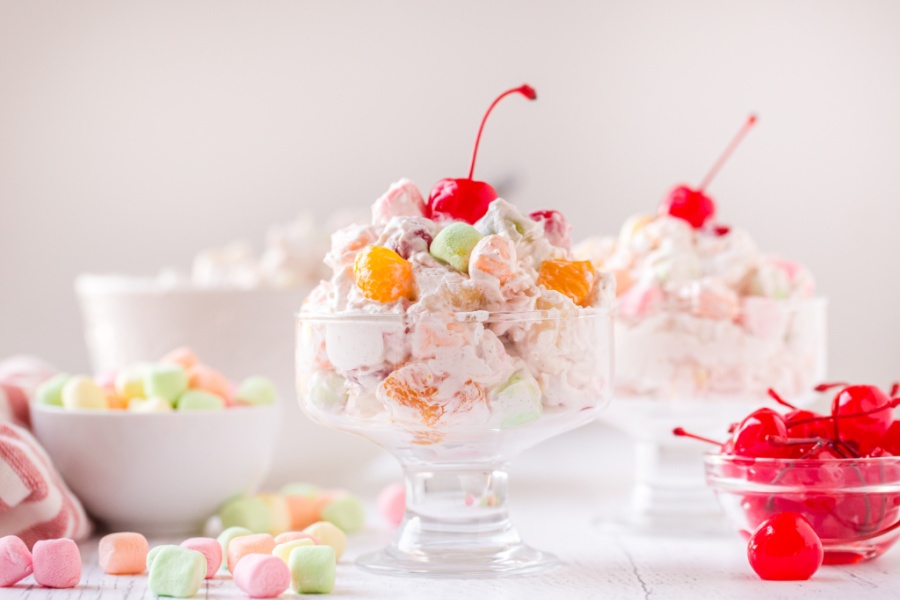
[[427, 84, 537, 224], [660, 114, 757, 229]]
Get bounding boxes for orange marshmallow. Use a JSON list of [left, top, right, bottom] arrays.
[[226, 533, 275, 572], [186, 365, 232, 402], [274, 531, 319, 545], [160, 347, 198, 370], [285, 494, 335, 531], [98, 532, 149, 575]]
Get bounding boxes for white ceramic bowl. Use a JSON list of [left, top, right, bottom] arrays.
[[32, 404, 277, 535], [75, 274, 381, 486]]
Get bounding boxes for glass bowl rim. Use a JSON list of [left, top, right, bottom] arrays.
[[704, 450, 900, 468], [296, 306, 612, 323]]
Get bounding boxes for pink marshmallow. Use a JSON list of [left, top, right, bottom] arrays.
[[377, 483, 406, 526], [180, 537, 222, 579], [273, 531, 319, 545], [98, 532, 148, 575], [0, 536, 33, 587], [33, 538, 81, 588], [233, 554, 290, 598]]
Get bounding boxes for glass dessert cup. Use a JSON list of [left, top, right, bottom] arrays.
[[599, 297, 827, 536], [707, 453, 900, 564], [296, 308, 613, 577]]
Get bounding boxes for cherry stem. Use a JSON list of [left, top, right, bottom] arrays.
[[814, 381, 849, 393], [672, 427, 723, 447], [467, 84, 537, 180], [890, 382, 899, 398], [767, 388, 797, 410], [698, 114, 757, 192], [787, 398, 900, 430]]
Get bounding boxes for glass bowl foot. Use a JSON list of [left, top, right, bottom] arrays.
[[357, 543, 556, 578]]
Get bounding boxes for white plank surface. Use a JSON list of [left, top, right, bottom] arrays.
[[4, 425, 900, 599]]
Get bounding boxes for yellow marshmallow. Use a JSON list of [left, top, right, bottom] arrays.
[[272, 539, 315, 564], [61, 376, 108, 410]]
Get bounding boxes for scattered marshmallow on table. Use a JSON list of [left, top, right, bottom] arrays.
[[180, 537, 222, 579], [289, 545, 336, 594], [32, 538, 81, 588], [233, 554, 290, 598], [98, 532, 148, 575], [303, 522, 347, 561], [272, 538, 315, 564], [147, 546, 206, 598], [217, 526, 252, 572], [320, 494, 366, 534], [274, 531, 318, 545], [377, 482, 406, 526], [0, 535, 33, 587], [227, 533, 276, 572]]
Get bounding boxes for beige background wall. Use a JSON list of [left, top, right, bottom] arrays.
[[1, 0, 898, 383]]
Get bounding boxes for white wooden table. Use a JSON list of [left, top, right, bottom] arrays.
[[6, 426, 900, 599]]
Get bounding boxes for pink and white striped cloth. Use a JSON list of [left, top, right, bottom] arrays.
[[0, 357, 91, 548]]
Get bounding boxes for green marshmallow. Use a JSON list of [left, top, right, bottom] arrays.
[[235, 376, 277, 406], [320, 495, 366, 534], [289, 545, 336, 594], [177, 389, 225, 411], [143, 363, 188, 403], [219, 496, 271, 534], [146, 544, 175, 571], [147, 546, 206, 598], [280, 483, 321, 498], [36, 373, 69, 406], [216, 527, 252, 572], [308, 372, 348, 412], [492, 371, 543, 429], [429, 222, 483, 273]]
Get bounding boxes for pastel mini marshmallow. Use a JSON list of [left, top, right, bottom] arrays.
[[128, 396, 173, 412], [176, 389, 225, 411], [274, 532, 318, 545], [143, 364, 188, 403], [98, 532, 148, 575], [0, 536, 33, 587], [429, 222, 483, 272], [35, 373, 69, 407], [302, 522, 346, 561], [147, 546, 206, 598], [227, 533, 275, 572], [289, 545, 336, 595], [257, 494, 292, 534], [235, 377, 277, 406], [186, 364, 232, 401], [61, 376, 108, 410], [371, 178, 426, 225], [320, 495, 365, 534], [488, 371, 543, 429], [216, 527, 252, 572], [146, 545, 170, 571], [180, 537, 222, 579], [33, 538, 81, 588], [160, 347, 198, 370], [220, 496, 271, 534], [272, 538, 315, 564], [115, 364, 148, 399], [233, 553, 290, 599], [376, 483, 406, 527]]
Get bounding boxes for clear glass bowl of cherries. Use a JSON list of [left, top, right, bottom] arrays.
[[680, 383, 900, 564]]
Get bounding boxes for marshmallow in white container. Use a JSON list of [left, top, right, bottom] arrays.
[[75, 211, 379, 486]]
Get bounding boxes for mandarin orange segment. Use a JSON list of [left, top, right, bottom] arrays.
[[537, 259, 595, 306], [381, 367, 442, 426], [353, 246, 414, 303]]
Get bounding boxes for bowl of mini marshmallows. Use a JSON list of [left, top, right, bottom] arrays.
[[31, 348, 278, 535]]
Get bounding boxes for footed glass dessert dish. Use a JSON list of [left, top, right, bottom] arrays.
[[600, 297, 827, 535], [297, 309, 613, 577]]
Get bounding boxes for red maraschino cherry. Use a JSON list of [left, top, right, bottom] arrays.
[[729, 408, 789, 458], [660, 114, 757, 229], [747, 512, 823, 581], [427, 84, 537, 224]]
